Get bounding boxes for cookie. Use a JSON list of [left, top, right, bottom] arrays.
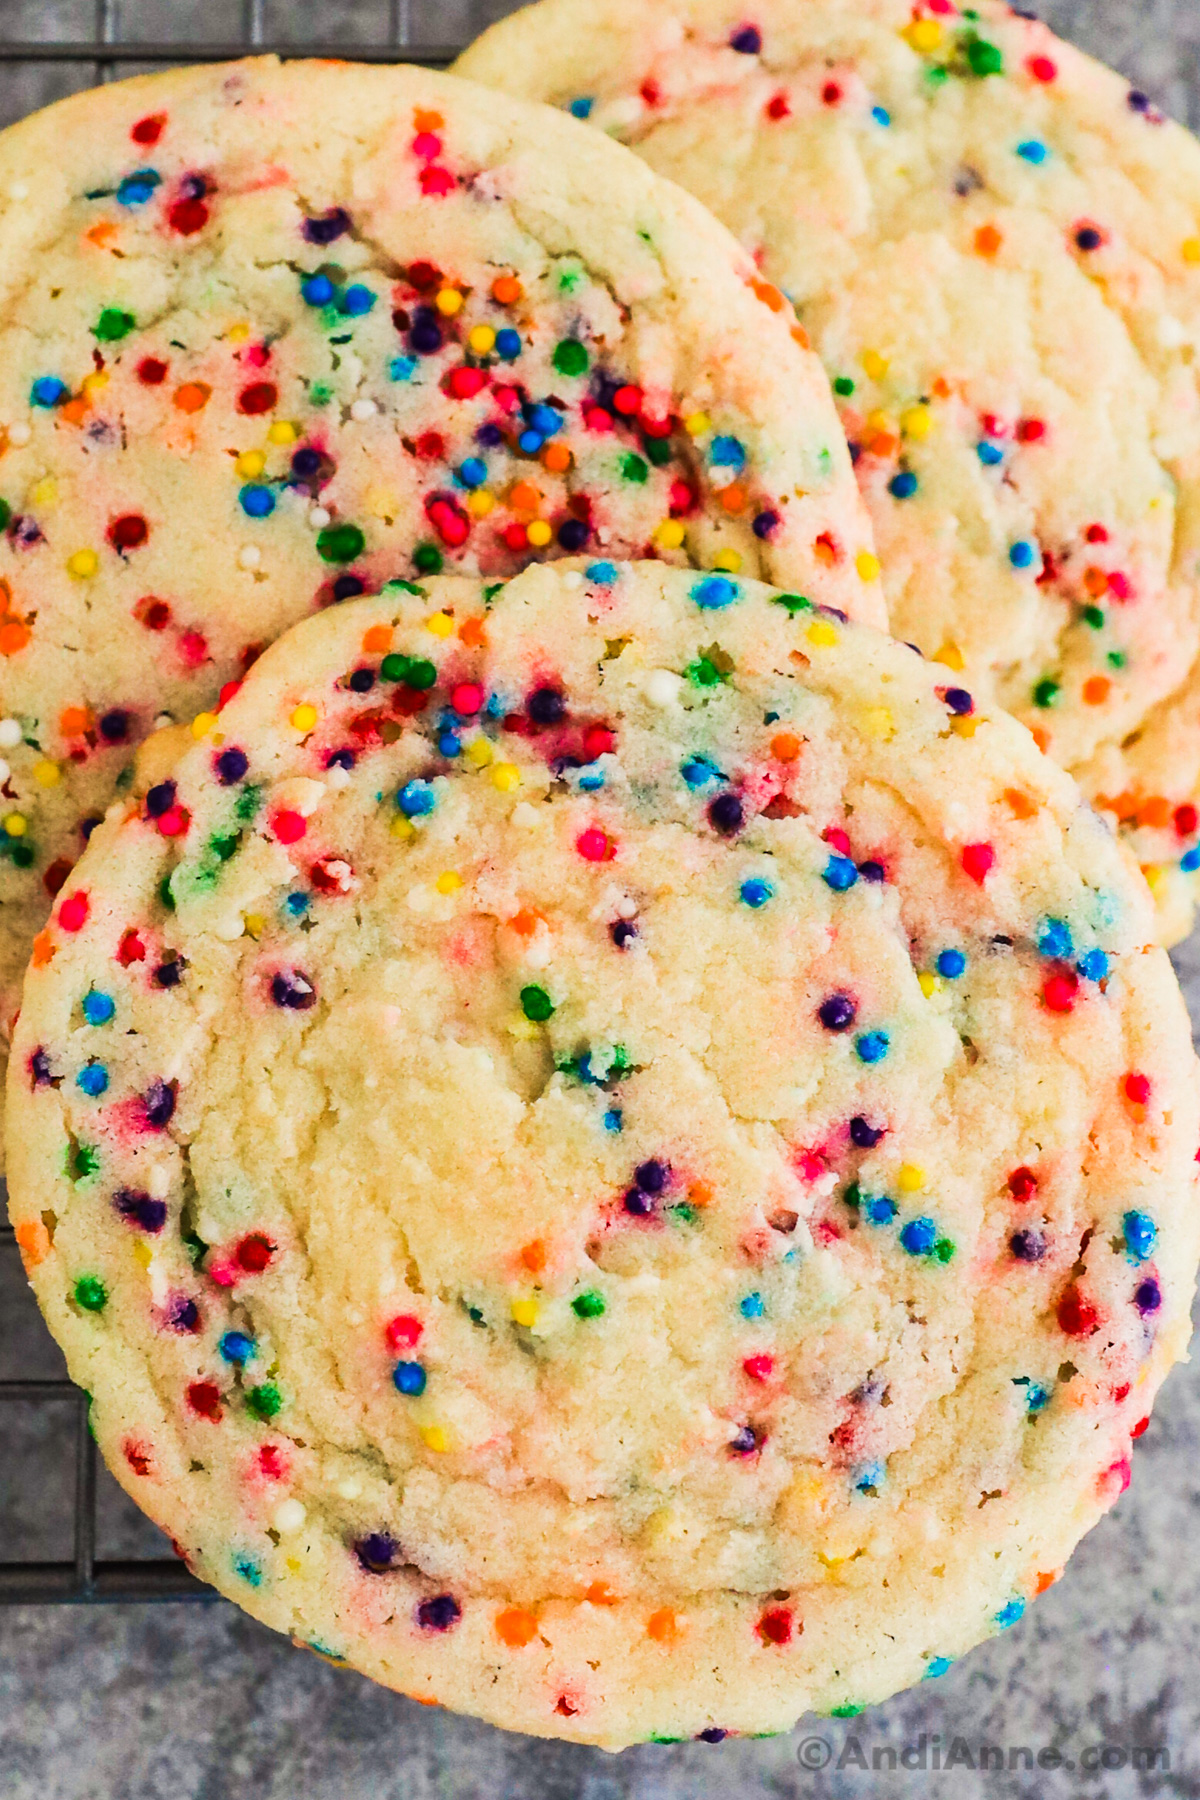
[[9, 558, 1198, 1746], [0, 55, 878, 1166], [459, 0, 1200, 940]]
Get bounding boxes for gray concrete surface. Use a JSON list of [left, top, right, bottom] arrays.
[[4, 2, 1200, 1794]]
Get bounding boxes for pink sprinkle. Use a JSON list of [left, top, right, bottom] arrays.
[[157, 805, 189, 838], [58, 892, 89, 932], [386, 1314, 423, 1349], [451, 682, 484, 716], [492, 385, 521, 414], [448, 367, 488, 400], [576, 828, 611, 862], [412, 131, 442, 160], [258, 1444, 287, 1479], [1107, 571, 1133, 601], [272, 810, 307, 845], [824, 827, 852, 856], [1098, 1456, 1132, 1499], [743, 1354, 774, 1382], [427, 496, 470, 548], [419, 166, 455, 198], [218, 679, 242, 710], [178, 630, 209, 669], [1043, 969, 1079, 1013], [583, 405, 615, 433], [961, 842, 995, 884], [1125, 1072, 1151, 1105], [1028, 54, 1058, 82]]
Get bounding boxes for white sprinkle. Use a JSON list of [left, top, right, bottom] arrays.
[[309, 505, 331, 529], [562, 571, 584, 589], [237, 544, 262, 570], [523, 936, 552, 971], [644, 668, 682, 707], [153, 713, 173, 732], [8, 182, 28, 201], [511, 801, 541, 829], [708, 463, 736, 489], [617, 895, 638, 919], [213, 913, 247, 941], [0, 718, 20, 749], [1158, 314, 1188, 349], [7, 422, 30, 447], [326, 765, 352, 789], [350, 398, 378, 422], [271, 1499, 307, 1535], [405, 884, 434, 914], [0, 758, 10, 785], [148, 1165, 170, 1200], [336, 1477, 363, 1500]]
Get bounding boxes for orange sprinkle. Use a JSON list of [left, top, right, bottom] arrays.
[[1082, 675, 1111, 705], [520, 1239, 546, 1273], [813, 532, 838, 566], [541, 441, 572, 474], [931, 376, 951, 399], [1035, 1570, 1059, 1596], [791, 323, 811, 349], [1139, 795, 1172, 830], [174, 381, 212, 414], [491, 274, 522, 305], [1083, 565, 1108, 598], [771, 731, 802, 762], [585, 1581, 619, 1606], [975, 224, 1003, 257], [509, 480, 540, 513], [751, 278, 786, 313], [1004, 788, 1037, 819], [495, 1606, 538, 1647], [31, 928, 55, 968], [687, 1180, 713, 1207], [719, 483, 747, 514], [60, 706, 91, 738], [60, 397, 89, 426], [410, 1695, 441, 1708], [361, 623, 393, 654], [0, 618, 30, 656], [15, 1218, 50, 1269], [86, 220, 117, 246], [509, 908, 542, 937], [867, 430, 899, 459], [1029, 725, 1050, 753], [647, 1608, 680, 1643], [458, 616, 487, 647], [413, 108, 444, 131]]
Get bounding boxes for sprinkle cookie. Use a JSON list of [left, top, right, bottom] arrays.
[[0, 56, 877, 1165], [460, 0, 1200, 940], [9, 560, 1198, 1746]]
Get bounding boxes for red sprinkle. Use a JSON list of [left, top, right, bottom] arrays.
[[757, 1606, 794, 1645], [503, 522, 528, 552], [426, 495, 470, 548], [108, 513, 148, 551], [1042, 969, 1080, 1013], [117, 929, 146, 965], [1007, 1166, 1038, 1202], [58, 891, 89, 932], [1124, 1072, 1151, 1105], [1107, 571, 1132, 601], [447, 367, 488, 400], [258, 1444, 286, 1479], [419, 166, 455, 198], [1099, 1456, 1132, 1497], [612, 385, 642, 415], [583, 725, 616, 759], [1028, 54, 1058, 82], [412, 131, 442, 160], [1057, 1287, 1100, 1337], [42, 858, 72, 898], [218, 679, 242, 710], [386, 1314, 423, 1349], [743, 1354, 774, 1382], [136, 597, 171, 630], [271, 810, 307, 845], [822, 81, 842, 105], [1132, 1415, 1151, 1439], [576, 828, 612, 862], [236, 1234, 274, 1274], [168, 197, 209, 236], [824, 827, 852, 856], [415, 431, 446, 461], [1017, 418, 1045, 443], [136, 357, 168, 385], [1175, 804, 1198, 838], [960, 843, 995, 884], [179, 631, 209, 669], [131, 112, 166, 145], [124, 1440, 153, 1475], [1085, 523, 1110, 544], [766, 91, 790, 119], [187, 1381, 222, 1420], [155, 805, 189, 839], [238, 382, 278, 416]]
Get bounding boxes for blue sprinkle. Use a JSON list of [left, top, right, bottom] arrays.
[[710, 435, 746, 469], [438, 732, 461, 758], [899, 1216, 937, 1256], [579, 768, 604, 791], [1017, 139, 1048, 163], [528, 404, 563, 437], [889, 471, 918, 498], [458, 456, 487, 488], [82, 990, 115, 1026], [1037, 918, 1073, 959], [872, 105, 891, 126], [854, 1462, 885, 1493], [569, 97, 594, 118], [285, 891, 309, 917], [76, 1063, 109, 1097], [585, 560, 618, 585], [389, 355, 417, 382], [924, 1656, 953, 1679], [1025, 1382, 1050, 1413], [219, 1331, 255, 1365], [691, 574, 739, 610], [398, 779, 435, 817], [518, 430, 544, 454], [31, 376, 68, 408], [393, 1360, 427, 1396], [740, 878, 774, 909], [1077, 948, 1109, 982], [239, 484, 275, 518], [1010, 540, 1037, 569], [936, 948, 966, 979], [117, 169, 161, 205], [977, 440, 1005, 466], [823, 854, 858, 892], [340, 283, 375, 317], [494, 328, 522, 360], [603, 1107, 623, 1132], [682, 756, 719, 788], [865, 1196, 897, 1226], [994, 1597, 1026, 1630], [1123, 1210, 1157, 1264], [856, 1031, 889, 1064], [234, 1556, 263, 1587], [739, 1292, 765, 1319], [301, 273, 336, 306], [1182, 847, 1200, 874]]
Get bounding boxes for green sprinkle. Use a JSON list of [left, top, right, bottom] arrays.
[[405, 658, 437, 691], [552, 339, 589, 378], [556, 266, 584, 293], [246, 1383, 282, 1421], [9, 841, 34, 867], [0, 499, 11, 532], [234, 783, 263, 823], [520, 984, 555, 1022], [483, 582, 503, 606], [1107, 650, 1127, 669], [571, 1290, 606, 1319], [772, 592, 813, 616], [927, 63, 950, 84], [965, 34, 1003, 75], [68, 1142, 100, 1182], [74, 1274, 107, 1312], [1033, 677, 1060, 708], [843, 1182, 862, 1209], [381, 652, 410, 682], [158, 871, 176, 911], [316, 523, 365, 564], [620, 452, 648, 484], [933, 1237, 955, 1264], [209, 832, 240, 863], [644, 436, 672, 466], [687, 657, 725, 688], [94, 307, 135, 341], [309, 380, 334, 404], [1082, 604, 1105, 629], [413, 542, 443, 575], [382, 578, 424, 597], [830, 1704, 864, 1719], [182, 1228, 208, 1267], [668, 1203, 699, 1226], [833, 376, 856, 397]]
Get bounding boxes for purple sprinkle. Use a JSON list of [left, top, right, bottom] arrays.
[[752, 508, 780, 540], [99, 709, 131, 743], [528, 687, 567, 725], [708, 792, 744, 835], [557, 518, 589, 552], [634, 1159, 667, 1193], [326, 748, 356, 771], [610, 919, 638, 949], [142, 1079, 176, 1129], [858, 860, 886, 883], [409, 307, 443, 356], [272, 970, 316, 1010], [729, 24, 762, 53], [291, 446, 326, 481], [31, 1048, 53, 1087], [179, 172, 208, 200], [166, 1294, 201, 1333], [354, 1533, 400, 1574], [849, 1115, 885, 1149], [153, 958, 183, 989], [623, 1187, 655, 1216], [303, 207, 351, 244], [80, 814, 103, 844], [417, 1593, 462, 1631], [1010, 1228, 1047, 1262], [114, 1188, 168, 1233], [475, 422, 504, 448], [729, 1424, 761, 1455], [1134, 1278, 1161, 1315], [332, 574, 365, 602], [145, 780, 176, 818], [698, 1729, 728, 1743], [1128, 89, 1151, 111], [215, 747, 249, 785], [943, 687, 974, 716], [819, 992, 857, 1032], [1075, 225, 1103, 252]]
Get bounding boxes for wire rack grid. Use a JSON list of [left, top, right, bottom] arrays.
[[0, 0, 470, 1607]]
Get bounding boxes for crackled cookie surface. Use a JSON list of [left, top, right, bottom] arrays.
[[0, 55, 876, 1161], [9, 561, 1199, 1746], [460, 0, 1200, 939]]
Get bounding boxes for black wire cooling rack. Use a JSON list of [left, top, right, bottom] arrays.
[[0, 0, 466, 1607]]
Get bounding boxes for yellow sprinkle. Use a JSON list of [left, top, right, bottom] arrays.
[[190, 711, 218, 739], [235, 449, 266, 478], [507, 1012, 540, 1040], [67, 549, 98, 579], [903, 17, 943, 51], [32, 760, 60, 788], [285, 1557, 303, 1574], [807, 620, 839, 648], [898, 1162, 926, 1192], [464, 736, 494, 768], [435, 287, 464, 316], [902, 404, 934, 441], [468, 324, 496, 354], [918, 971, 940, 999], [226, 322, 251, 343], [132, 1239, 153, 1269], [861, 349, 890, 382], [683, 411, 711, 437], [290, 703, 319, 732], [866, 409, 894, 434], [2, 813, 26, 836], [243, 913, 265, 939], [31, 477, 58, 508], [951, 714, 978, 738], [421, 1425, 450, 1453], [390, 814, 416, 840], [1184, 238, 1200, 265], [435, 870, 464, 894], [491, 762, 521, 793], [526, 520, 553, 548], [654, 519, 686, 550], [81, 371, 109, 396], [862, 707, 893, 740], [933, 640, 964, 671], [511, 1298, 539, 1328], [468, 489, 495, 517], [425, 611, 455, 638], [712, 548, 742, 573], [856, 551, 882, 582], [1142, 863, 1167, 896], [267, 420, 298, 444]]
